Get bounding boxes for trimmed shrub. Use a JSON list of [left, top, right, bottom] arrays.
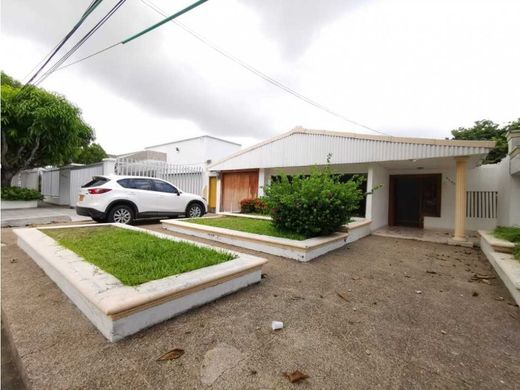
[[1, 186, 43, 201], [263, 166, 365, 238], [240, 197, 269, 215]]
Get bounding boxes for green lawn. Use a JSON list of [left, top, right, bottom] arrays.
[[42, 226, 236, 286], [493, 226, 520, 260], [184, 216, 306, 240]]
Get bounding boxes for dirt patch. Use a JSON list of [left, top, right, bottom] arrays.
[[2, 224, 519, 389]]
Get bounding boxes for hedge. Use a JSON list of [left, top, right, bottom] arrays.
[[1, 186, 43, 201]]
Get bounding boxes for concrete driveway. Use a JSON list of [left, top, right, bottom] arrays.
[[2, 224, 519, 389]]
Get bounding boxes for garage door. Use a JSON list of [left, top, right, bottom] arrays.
[[221, 170, 259, 212]]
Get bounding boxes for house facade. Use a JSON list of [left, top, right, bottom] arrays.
[[209, 127, 520, 241]]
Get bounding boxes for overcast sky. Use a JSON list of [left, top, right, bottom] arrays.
[[2, 0, 519, 154]]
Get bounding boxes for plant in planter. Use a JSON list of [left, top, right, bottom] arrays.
[[240, 197, 269, 215], [1, 186, 43, 201], [264, 164, 365, 238]]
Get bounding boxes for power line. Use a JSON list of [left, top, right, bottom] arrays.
[[23, 0, 104, 86], [50, 0, 388, 136], [42, 0, 210, 80], [140, 0, 389, 136], [33, 0, 127, 86]]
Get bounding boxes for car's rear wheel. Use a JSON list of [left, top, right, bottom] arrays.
[[108, 205, 134, 224], [186, 203, 204, 218]]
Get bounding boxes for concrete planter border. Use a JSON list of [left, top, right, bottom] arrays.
[[1, 200, 38, 210], [162, 217, 372, 261], [479, 230, 520, 306], [14, 223, 267, 342]]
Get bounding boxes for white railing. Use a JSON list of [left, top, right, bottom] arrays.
[[115, 157, 204, 195]]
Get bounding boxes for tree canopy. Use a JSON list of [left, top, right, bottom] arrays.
[[1, 72, 99, 186], [451, 119, 519, 164], [72, 143, 107, 165]]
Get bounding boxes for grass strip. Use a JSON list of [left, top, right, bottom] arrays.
[[184, 216, 306, 241], [493, 226, 520, 260], [42, 226, 236, 286]]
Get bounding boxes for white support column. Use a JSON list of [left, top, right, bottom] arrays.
[[215, 173, 222, 213], [453, 157, 468, 241]]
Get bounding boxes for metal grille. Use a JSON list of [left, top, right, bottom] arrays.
[[466, 191, 498, 219], [115, 157, 204, 195]]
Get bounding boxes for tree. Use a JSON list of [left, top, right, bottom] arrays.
[[451, 119, 517, 164], [1, 72, 94, 187], [72, 143, 107, 165]]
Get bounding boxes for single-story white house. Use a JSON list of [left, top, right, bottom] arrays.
[[209, 127, 520, 242]]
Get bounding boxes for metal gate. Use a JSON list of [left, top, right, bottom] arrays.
[[115, 157, 204, 195]]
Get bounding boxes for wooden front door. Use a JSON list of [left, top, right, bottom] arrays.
[[221, 170, 259, 212], [389, 174, 442, 228]]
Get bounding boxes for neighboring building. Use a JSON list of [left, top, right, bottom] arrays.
[[144, 135, 241, 166], [209, 127, 520, 241], [114, 135, 242, 212]]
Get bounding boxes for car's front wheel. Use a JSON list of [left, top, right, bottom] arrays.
[[108, 205, 134, 224], [186, 203, 204, 218]]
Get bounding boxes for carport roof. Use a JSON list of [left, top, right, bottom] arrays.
[[209, 127, 495, 171]]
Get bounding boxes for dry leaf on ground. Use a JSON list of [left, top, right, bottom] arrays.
[[336, 292, 349, 302], [284, 370, 309, 383], [157, 348, 185, 361]]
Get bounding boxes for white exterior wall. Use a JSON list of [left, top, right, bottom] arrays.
[[497, 156, 520, 227], [146, 137, 240, 166], [419, 164, 503, 231], [258, 168, 266, 196], [366, 163, 389, 230]]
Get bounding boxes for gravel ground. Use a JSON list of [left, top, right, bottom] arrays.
[[2, 223, 519, 389]]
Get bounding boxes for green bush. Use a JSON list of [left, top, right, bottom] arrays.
[[240, 197, 269, 214], [1, 186, 43, 201], [494, 226, 520, 261], [263, 166, 365, 238]]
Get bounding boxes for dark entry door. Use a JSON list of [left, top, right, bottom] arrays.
[[390, 174, 442, 228], [394, 177, 422, 227]]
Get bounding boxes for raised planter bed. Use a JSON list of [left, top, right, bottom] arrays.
[[479, 230, 520, 306], [1, 200, 38, 210], [14, 223, 267, 341], [162, 216, 372, 261]]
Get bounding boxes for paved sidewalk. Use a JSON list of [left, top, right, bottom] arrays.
[[1, 204, 91, 227]]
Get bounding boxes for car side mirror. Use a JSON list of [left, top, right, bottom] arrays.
[[176, 191, 181, 196]]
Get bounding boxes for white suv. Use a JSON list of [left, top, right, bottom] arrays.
[[76, 175, 207, 224]]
